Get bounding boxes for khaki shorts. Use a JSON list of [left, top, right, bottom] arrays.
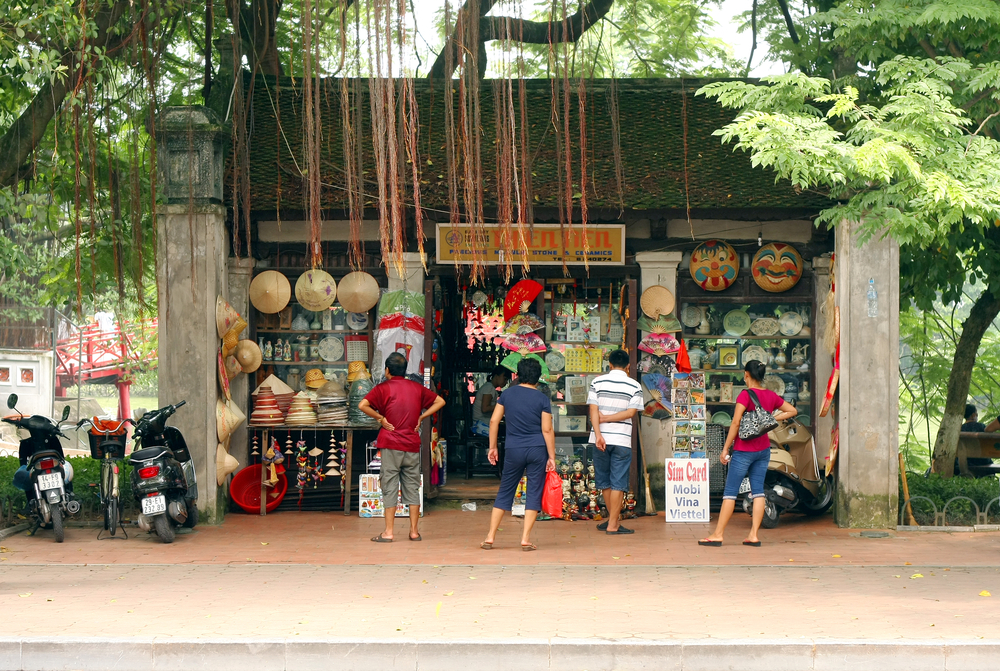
[[379, 449, 421, 507]]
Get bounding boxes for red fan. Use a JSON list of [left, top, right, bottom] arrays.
[[503, 280, 543, 322], [500, 333, 547, 354], [638, 333, 681, 356]]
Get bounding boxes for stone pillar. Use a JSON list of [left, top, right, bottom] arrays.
[[634, 252, 684, 309], [227, 258, 255, 471], [387, 252, 426, 293], [811, 256, 834, 468], [152, 107, 229, 524], [834, 223, 900, 528]]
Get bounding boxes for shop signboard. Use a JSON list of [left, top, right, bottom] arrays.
[[436, 224, 626, 265], [663, 458, 710, 523]]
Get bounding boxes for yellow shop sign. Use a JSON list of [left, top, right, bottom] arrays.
[[436, 224, 625, 265]]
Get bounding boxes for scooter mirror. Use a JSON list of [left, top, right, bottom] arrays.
[[61, 405, 71, 422], [6, 394, 17, 410]]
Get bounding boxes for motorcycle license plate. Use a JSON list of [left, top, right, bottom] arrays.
[[38, 473, 63, 491], [142, 495, 167, 515], [738, 478, 751, 495]]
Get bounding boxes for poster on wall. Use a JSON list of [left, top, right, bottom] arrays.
[[663, 458, 710, 523]]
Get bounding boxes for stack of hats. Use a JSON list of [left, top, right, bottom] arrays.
[[316, 380, 349, 426], [347, 364, 378, 427], [250, 386, 285, 427], [285, 392, 318, 426], [253, 374, 295, 414]]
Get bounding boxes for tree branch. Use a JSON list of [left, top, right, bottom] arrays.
[[0, 0, 130, 188], [429, 0, 499, 79], [774, 0, 799, 44]]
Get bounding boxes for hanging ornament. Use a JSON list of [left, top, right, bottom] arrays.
[[251, 435, 260, 457], [285, 435, 294, 455]]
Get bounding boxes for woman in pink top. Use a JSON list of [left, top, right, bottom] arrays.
[[699, 360, 797, 547]]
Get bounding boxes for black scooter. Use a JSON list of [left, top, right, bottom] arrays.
[[129, 401, 198, 543], [3, 394, 80, 542]]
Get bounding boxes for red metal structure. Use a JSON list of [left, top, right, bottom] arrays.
[[55, 320, 158, 421]]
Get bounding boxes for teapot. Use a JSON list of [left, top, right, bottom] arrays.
[[791, 343, 809, 367]]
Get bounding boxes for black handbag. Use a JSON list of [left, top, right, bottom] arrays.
[[738, 389, 779, 440]]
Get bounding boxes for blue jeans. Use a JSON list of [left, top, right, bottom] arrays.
[[592, 444, 631, 492], [722, 449, 769, 500]]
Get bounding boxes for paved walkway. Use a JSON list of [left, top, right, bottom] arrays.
[[1, 510, 998, 669]]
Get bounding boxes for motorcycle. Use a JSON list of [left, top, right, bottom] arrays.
[[129, 401, 198, 543], [739, 418, 834, 528], [3, 394, 80, 542]]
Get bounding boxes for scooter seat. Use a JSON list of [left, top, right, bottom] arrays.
[[130, 446, 170, 462]]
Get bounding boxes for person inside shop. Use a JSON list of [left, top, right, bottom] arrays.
[[471, 367, 512, 437], [360, 352, 445, 543], [588, 348, 644, 535], [955, 403, 1000, 475], [480, 357, 556, 551], [699, 360, 797, 548]]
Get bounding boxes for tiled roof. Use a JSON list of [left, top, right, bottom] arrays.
[[236, 77, 828, 214]]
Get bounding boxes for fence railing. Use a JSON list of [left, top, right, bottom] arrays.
[[900, 496, 1000, 527]]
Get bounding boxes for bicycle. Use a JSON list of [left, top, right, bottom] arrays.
[[81, 417, 131, 539]]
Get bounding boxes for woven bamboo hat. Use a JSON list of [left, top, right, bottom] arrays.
[[304, 368, 327, 389], [250, 270, 291, 314], [295, 269, 337, 312], [639, 285, 675, 319], [234, 339, 262, 373], [216, 443, 239, 486], [224, 354, 243, 380], [216, 399, 246, 443], [347, 361, 371, 383], [216, 296, 243, 339], [337, 272, 380, 313]]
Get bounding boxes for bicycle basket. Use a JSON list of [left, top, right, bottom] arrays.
[[88, 419, 128, 459]]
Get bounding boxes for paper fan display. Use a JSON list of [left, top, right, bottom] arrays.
[[638, 333, 681, 356], [502, 279, 543, 321], [500, 352, 550, 380], [504, 313, 545, 335], [637, 313, 682, 333], [499, 333, 547, 354]]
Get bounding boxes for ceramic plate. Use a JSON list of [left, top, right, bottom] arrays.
[[721, 349, 739, 367], [763, 374, 786, 396], [346, 312, 369, 330], [318, 336, 344, 362], [742, 345, 767, 365], [711, 411, 732, 426], [545, 350, 566, 372], [779, 311, 803, 336], [750, 318, 780, 336], [723, 309, 751, 337], [680, 305, 702, 328]]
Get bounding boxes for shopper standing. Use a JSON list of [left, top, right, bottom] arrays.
[[699, 360, 797, 547], [470, 367, 511, 437], [359, 352, 445, 542], [588, 349, 644, 535], [481, 357, 556, 551]]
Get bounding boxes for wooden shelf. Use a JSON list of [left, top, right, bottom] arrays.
[[695, 368, 810, 374], [261, 360, 353, 366], [682, 334, 811, 340], [256, 329, 371, 335]]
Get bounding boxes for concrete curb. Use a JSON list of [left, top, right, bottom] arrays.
[[0, 637, 998, 670], [0, 523, 29, 541]]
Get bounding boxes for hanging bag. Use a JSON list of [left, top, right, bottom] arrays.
[[738, 389, 779, 440]]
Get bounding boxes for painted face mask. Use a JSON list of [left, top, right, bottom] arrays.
[[690, 239, 740, 291], [752, 243, 803, 293]]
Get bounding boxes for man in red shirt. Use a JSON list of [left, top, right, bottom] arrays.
[[359, 352, 444, 542]]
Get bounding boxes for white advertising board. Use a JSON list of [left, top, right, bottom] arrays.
[[664, 458, 710, 523]]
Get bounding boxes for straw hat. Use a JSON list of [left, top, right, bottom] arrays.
[[224, 355, 243, 380], [347, 361, 371, 383], [250, 270, 291, 314], [216, 443, 239, 486], [253, 374, 294, 396], [216, 399, 246, 443], [640, 285, 675, 319], [295, 269, 337, 312], [221, 329, 239, 357], [234, 340, 262, 373], [216, 296, 242, 338], [337, 271, 380, 313], [217, 350, 232, 401], [304, 368, 327, 389]]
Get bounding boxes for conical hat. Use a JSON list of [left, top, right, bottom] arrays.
[[216, 443, 239, 485], [216, 399, 246, 443], [337, 271, 380, 313], [640, 285, 675, 319], [224, 355, 243, 380], [250, 270, 291, 314], [234, 340, 262, 373], [216, 296, 242, 338], [217, 350, 232, 401], [295, 269, 337, 312], [253, 374, 294, 396]]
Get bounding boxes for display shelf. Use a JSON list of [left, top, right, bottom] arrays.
[[695, 368, 810, 374], [260, 360, 352, 366], [256, 329, 371, 335], [685, 334, 811, 341]]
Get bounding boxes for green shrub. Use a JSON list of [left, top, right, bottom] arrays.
[[0, 455, 134, 523], [900, 472, 1000, 525]]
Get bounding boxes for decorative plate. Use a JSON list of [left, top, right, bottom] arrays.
[[779, 311, 804, 336], [545, 350, 566, 372], [346, 312, 369, 330], [723, 309, 751, 337], [720, 349, 739, 367], [763, 375, 786, 396], [680, 305, 702, 328], [742, 345, 767, 366], [752, 243, 804, 293], [318, 336, 344, 362], [750, 318, 780, 337], [689, 239, 740, 292], [711, 411, 732, 426]]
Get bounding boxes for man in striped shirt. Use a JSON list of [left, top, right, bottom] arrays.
[[588, 349, 643, 535]]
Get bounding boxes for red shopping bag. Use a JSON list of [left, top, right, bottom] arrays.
[[541, 470, 563, 518]]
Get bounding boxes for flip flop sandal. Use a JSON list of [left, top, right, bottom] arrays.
[[606, 526, 635, 535], [409, 534, 422, 541], [521, 544, 538, 552], [596, 521, 608, 531], [743, 540, 762, 547], [698, 540, 722, 547], [371, 534, 394, 543], [480, 541, 494, 550]]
